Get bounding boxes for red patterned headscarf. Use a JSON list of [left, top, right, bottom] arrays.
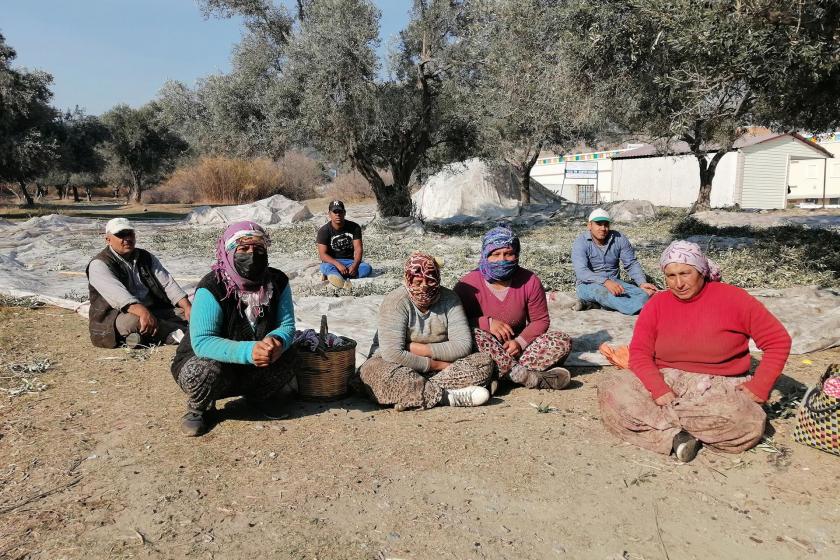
[[403, 252, 441, 309]]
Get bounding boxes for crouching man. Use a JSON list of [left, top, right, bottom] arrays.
[[86, 218, 191, 348]]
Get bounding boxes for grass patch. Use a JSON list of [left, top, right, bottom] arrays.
[[673, 218, 840, 288], [0, 356, 52, 397], [0, 294, 42, 308]]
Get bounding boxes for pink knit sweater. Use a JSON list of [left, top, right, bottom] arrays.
[[453, 268, 550, 348]]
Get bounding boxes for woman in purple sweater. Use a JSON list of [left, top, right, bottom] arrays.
[[454, 226, 573, 390]]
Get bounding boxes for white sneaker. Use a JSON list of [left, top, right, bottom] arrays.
[[444, 386, 490, 407]]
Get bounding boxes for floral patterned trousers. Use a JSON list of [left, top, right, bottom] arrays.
[[473, 328, 572, 378]]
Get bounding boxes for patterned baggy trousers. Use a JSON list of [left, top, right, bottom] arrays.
[[598, 368, 766, 455], [359, 352, 493, 410], [175, 352, 297, 412], [473, 328, 572, 379]]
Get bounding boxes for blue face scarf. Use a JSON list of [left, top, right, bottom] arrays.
[[478, 226, 520, 283]]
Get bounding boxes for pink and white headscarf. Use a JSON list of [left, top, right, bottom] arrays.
[[659, 240, 722, 281], [211, 221, 271, 300]]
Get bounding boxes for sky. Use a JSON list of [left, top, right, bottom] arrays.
[[2, 0, 413, 115]]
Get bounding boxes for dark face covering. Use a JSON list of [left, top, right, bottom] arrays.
[[234, 252, 268, 280]]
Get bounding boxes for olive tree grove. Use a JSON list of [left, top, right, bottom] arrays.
[[568, 0, 840, 213]]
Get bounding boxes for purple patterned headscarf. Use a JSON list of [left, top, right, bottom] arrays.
[[659, 240, 722, 281], [478, 226, 520, 283], [211, 221, 271, 300]]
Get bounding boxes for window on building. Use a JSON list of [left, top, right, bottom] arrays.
[[577, 184, 596, 205]]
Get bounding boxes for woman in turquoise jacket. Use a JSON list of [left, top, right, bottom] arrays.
[[171, 221, 296, 436]]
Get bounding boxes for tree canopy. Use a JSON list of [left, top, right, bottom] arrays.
[[0, 33, 58, 206], [100, 103, 188, 203], [568, 0, 840, 212], [455, 0, 600, 204], [281, 0, 475, 216]]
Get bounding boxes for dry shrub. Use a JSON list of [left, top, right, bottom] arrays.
[[143, 181, 197, 204], [277, 150, 324, 200], [157, 157, 272, 204], [324, 169, 386, 202], [153, 155, 323, 204]]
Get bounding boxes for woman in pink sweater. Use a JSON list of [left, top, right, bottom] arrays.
[[599, 240, 791, 462], [454, 226, 572, 390]]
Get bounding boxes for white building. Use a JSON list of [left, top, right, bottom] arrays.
[[530, 147, 637, 204], [609, 133, 833, 209], [787, 133, 840, 207]]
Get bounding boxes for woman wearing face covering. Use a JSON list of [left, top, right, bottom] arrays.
[[598, 240, 791, 462], [171, 222, 296, 436], [454, 226, 573, 390], [359, 252, 494, 410]]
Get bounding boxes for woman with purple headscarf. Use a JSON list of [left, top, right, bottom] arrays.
[[454, 226, 573, 391], [599, 240, 791, 462], [170, 221, 296, 437]]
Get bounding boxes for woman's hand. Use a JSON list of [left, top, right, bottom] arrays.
[[252, 337, 283, 367], [409, 342, 432, 357], [489, 319, 514, 341], [429, 359, 452, 371], [736, 384, 765, 404], [654, 391, 677, 406], [502, 339, 522, 358]]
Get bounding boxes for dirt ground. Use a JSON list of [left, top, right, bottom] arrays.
[[0, 305, 838, 560]]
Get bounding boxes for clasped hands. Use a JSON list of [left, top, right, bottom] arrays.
[[489, 319, 521, 358], [252, 336, 284, 367]]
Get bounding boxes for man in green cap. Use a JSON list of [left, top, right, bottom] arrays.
[[571, 208, 657, 314]]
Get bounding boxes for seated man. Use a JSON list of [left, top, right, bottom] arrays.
[[316, 200, 372, 289], [86, 218, 191, 348], [571, 208, 657, 315]]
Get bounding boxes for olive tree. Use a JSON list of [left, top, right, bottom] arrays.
[[158, 0, 296, 158], [38, 108, 109, 201], [0, 33, 57, 206], [568, 0, 840, 212], [455, 0, 598, 204], [100, 103, 188, 203], [283, 0, 475, 216]]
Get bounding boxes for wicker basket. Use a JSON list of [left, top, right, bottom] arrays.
[[294, 315, 357, 401]]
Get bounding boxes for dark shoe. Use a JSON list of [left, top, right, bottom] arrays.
[[124, 332, 144, 349], [248, 398, 288, 420], [573, 299, 601, 311], [672, 431, 701, 462], [534, 367, 572, 390], [180, 410, 207, 437]]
